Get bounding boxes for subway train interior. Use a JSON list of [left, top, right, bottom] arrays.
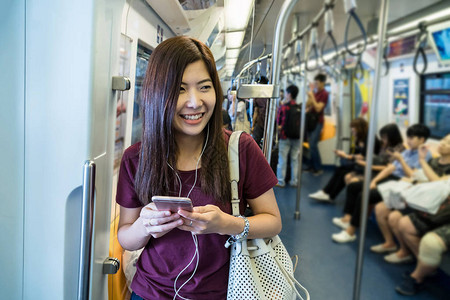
[[2, 0, 450, 299]]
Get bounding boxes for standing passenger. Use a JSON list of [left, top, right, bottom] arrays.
[[116, 36, 281, 300], [305, 73, 329, 176], [276, 84, 300, 187]]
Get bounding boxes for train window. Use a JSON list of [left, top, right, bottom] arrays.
[[428, 20, 450, 65], [131, 43, 153, 145], [420, 71, 450, 139]]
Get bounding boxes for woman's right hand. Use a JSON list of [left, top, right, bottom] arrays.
[[334, 149, 346, 158], [139, 203, 183, 238], [418, 145, 429, 160]]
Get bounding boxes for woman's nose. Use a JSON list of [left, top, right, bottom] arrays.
[[187, 90, 202, 108]]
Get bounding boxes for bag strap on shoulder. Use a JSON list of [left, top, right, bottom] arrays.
[[228, 131, 243, 217]]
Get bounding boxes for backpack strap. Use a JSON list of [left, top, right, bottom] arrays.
[[228, 131, 243, 217]]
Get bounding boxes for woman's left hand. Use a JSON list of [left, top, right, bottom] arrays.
[[356, 159, 366, 166], [177, 205, 231, 235], [354, 154, 364, 161], [387, 150, 402, 161]]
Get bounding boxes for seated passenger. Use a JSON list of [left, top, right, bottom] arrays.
[[345, 123, 405, 184], [309, 122, 401, 202], [395, 193, 450, 295], [331, 124, 431, 243], [376, 134, 450, 263]]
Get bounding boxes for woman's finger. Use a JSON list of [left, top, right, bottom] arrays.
[[144, 218, 184, 237]]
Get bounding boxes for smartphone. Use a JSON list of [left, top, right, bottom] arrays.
[[151, 196, 193, 213]]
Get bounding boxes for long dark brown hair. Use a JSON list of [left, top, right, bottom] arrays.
[[350, 117, 368, 144], [135, 36, 230, 205]]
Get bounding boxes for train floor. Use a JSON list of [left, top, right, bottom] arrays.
[[275, 167, 450, 300]]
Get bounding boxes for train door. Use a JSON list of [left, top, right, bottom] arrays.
[[88, 2, 126, 300], [0, 0, 125, 299]]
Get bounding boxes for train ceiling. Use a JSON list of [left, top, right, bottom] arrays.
[[148, 0, 448, 80]]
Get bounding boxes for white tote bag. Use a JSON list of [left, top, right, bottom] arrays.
[[377, 180, 412, 209], [226, 131, 309, 300], [401, 179, 450, 214]]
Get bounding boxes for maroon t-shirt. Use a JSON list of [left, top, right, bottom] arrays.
[[116, 131, 278, 300], [314, 88, 329, 124]]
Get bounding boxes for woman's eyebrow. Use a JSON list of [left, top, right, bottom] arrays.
[[181, 79, 212, 85]]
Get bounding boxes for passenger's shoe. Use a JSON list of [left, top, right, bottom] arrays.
[[275, 183, 285, 188], [289, 181, 298, 187], [384, 253, 414, 264], [395, 275, 424, 296], [332, 230, 356, 243], [332, 217, 350, 230], [309, 190, 331, 202], [312, 169, 324, 176], [370, 244, 397, 253], [402, 270, 437, 279]]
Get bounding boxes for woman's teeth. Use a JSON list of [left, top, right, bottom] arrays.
[[182, 113, 203, 120]]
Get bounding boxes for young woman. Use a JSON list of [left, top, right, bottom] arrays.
[[309, 117, 379, 202], [116, 36, 281, 300]]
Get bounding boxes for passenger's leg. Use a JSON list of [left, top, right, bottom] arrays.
[[388, 211, 408, 254], [276, 139, 290, 186], [398, 215, 419, 256], [324, 166, 352, 199], [413, 232, 447, 282], [373, 202, 397, 250], [342, 181, 364, 222], [308, 123, 323, 172], [396, 231, 448, 295], [349, 186, 382, 228], [289, 138, 300, 186]]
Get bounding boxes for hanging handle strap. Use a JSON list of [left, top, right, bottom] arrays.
[[413, 23, 428, 76], [343, 0, 367, 56], [228, 131, 243, 217]]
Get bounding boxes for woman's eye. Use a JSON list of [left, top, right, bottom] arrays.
[[180, 87, 186, 93], [200, 85, 212, 91]]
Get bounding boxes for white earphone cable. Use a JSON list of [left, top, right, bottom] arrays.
[[169, 125, 210, 299]]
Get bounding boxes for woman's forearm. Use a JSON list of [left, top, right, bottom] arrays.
[[221, 212, 281, 239], [419, 158, 440, 181], [118, 217, 151, 251]]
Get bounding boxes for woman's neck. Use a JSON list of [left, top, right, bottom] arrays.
[[439, 153, 450, 164], [175, 133, 206, 171]]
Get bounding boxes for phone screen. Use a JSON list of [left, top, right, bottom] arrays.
[[152, 196, 193, 213]]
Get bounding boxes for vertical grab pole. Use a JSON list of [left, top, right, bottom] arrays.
[[78, 161, 96, 300], [263, 0, 300, 162], [294, 36, 309, 219], [353, 0, 389, 299]]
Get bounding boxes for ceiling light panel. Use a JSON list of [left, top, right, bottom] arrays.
[[225, 31, 245, 49], [226, 49, 240, 59], [225, 0, 254, 31]]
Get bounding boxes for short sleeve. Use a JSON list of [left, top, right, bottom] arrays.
[[238, 133, 278, 200], [116, 144, 142, 208]]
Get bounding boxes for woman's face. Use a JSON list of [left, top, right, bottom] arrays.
[[173, 60, 216, 138], [438, 134, 450, 155], [351, 127, 357, 137], [381, 134, 388, 147]]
